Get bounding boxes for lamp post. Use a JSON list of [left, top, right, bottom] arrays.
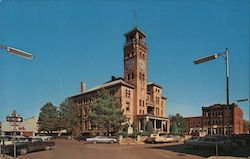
[[0, 45, 33, 59], [194, 48, 230, 140]]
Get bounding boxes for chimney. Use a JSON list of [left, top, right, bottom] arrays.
[[81, 81, 86, 93], [111, 76, 116, 81]]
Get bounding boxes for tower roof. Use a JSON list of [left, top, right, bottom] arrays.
[[124, 27, 146, 37]]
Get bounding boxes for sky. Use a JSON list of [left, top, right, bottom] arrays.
[[0, 0, 249, 121]]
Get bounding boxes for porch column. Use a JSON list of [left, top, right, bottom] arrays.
[[161, 120, 164, 132], [154, 119, 156, 131], [138, 119, 141, 131], [167, 120, 170, 133]]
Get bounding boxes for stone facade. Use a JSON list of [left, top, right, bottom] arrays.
[[70, 28, 170, 134]]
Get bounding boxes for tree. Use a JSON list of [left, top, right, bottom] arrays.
[[145, 120, 153, 134], [169, 113, 187, 135], [37, 102, 59, 133], [59, 98, 80, 136], [170, 121, 178, 134], [89, 89, 127, 135]]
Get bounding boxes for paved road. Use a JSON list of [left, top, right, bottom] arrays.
[[14, 140, 248, 159], [16, 140, 203, 159]]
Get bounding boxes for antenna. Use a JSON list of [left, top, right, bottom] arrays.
[[133, 10, 138, 27]]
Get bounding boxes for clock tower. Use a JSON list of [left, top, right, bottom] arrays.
[[124, 27, 147, 116]]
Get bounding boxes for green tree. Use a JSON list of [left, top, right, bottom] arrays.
[[145, 120, 153, 134], [170, 121, 178, 134], [89, 89, 127, 135], [38, 102, 59, 133], [59, 98, 80, 136], [169, 113, 187, 135]]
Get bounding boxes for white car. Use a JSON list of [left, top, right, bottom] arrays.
[[86, 136, 117, 144], [185, 136, 225, 149], [35, 135, 51, 141], [146, 132, 180, 143]]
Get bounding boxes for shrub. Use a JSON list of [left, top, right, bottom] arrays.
[[145, 121, 153, 134], [116, 131, 128, 138]]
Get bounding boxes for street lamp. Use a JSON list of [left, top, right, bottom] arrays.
[[0, 45, 33, 59], [194, 48, 230, 140]]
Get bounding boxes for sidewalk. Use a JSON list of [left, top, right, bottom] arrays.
[[208, 156, 250, 159], [0, 155, 13, 159]]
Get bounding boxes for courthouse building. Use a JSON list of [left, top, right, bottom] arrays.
[[70, 28, 170, 134]]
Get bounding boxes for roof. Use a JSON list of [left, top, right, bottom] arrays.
[[124, 27, 146, 37], [147, 82, 162, 89], [71, 79, 135, 98], [161, 96, 167, 99], [183, 116, 202, 119], [202, 103, 238, 110]]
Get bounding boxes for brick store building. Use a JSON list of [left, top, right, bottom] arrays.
[[202, 103, 244, 136], [184, 103, 244, 136], [70, 28, 170, 134], [184, 116, 203, 136]]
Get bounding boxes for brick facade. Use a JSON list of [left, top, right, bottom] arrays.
[[184, 103, 244, 136], [70, 28, 170, 135]]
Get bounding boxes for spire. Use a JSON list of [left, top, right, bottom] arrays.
[[133, 10, 138, 28]]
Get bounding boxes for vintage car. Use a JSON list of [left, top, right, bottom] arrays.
[[35, 134, 52, 141], [145, 132, 181, 143], [86, 136, 117, 144], [0, 137, 55, 155], [184, 136, 225, 149]]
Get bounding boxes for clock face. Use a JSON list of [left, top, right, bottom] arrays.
[[125, 59, 134, 70], [139, 60, 144, 69]]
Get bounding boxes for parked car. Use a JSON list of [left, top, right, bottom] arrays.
[[77, 135, 94, 141], [86, 136, 117, 144], [0, 135, 26, 146], [35, 134, 52, 141], [185, 136, 226, 149], [1, 137, 55, 155], [145, 132, 180, 143]]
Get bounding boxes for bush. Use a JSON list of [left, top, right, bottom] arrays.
[[146, 121, 153, 134], [135, 131, 150, 136], [116, 131, 128, 138]]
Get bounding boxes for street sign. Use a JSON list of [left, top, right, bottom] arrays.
[[6, 116, 23, 122]]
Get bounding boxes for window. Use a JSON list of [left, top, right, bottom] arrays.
[[126, 102, 130, 111], [156, 97, 160, 104], [131, 73, 134, 79], [142, 100, 145, 107], [139, 99, 142, 106], [125, 90, 131, 98], [127, 74, 130, 80]]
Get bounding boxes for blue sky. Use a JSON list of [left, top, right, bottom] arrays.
[[0, 0, 249, 121]]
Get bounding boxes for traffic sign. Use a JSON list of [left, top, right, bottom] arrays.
[[6, 116, 23, 122]]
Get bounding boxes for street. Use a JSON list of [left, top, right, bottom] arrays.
[[15, 140, 216, 159], [1, 139, 248, 159]]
